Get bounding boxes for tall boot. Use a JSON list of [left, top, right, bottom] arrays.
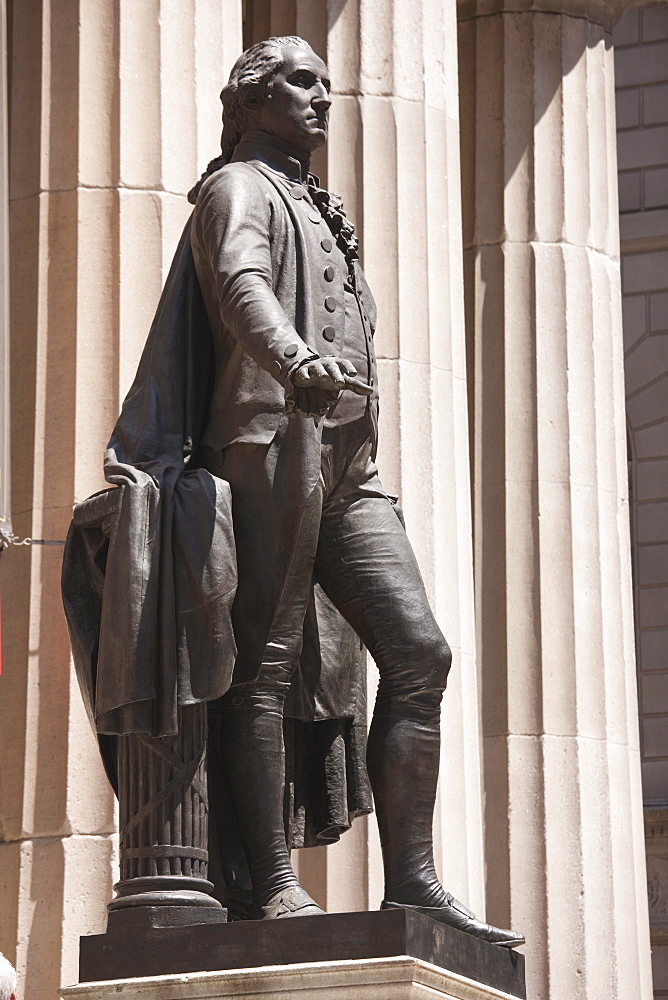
[[367, 712, 524, 948], [218, 708, 324, 919], [367, 713, 446, 906]]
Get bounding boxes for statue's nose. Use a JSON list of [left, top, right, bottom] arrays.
[[313, 85, 331, 110]]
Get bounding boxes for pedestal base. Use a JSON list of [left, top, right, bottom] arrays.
[[75, 910, 524, 998], [105, 903, 227, 932], [59, 957, 522, 1000]]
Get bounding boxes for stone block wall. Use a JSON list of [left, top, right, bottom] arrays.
[[614, 6, 668, 996], [0, 3, 241, 998]]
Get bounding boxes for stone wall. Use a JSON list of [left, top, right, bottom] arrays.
[[458, 0, 653, 995], [614, 6, 668, 996], [0, 3, 241, 997]]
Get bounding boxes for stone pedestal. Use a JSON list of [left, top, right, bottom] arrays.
[[74, 910, 524, 999], [59, 958, 522, 1000]]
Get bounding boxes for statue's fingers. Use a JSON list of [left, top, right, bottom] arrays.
[[338, 359, 357, 376], [321, 360, 347, 388], [295, 361, 326, 385], [310, 362, 330, 380], [344, 376, 374, 396]]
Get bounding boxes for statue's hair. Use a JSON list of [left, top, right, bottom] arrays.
[[220, 36, 314, 161], [0, 954, 16, 1000], [188, 35, 315, 203]]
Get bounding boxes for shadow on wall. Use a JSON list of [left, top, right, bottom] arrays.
[[26, 841, 65, 1000], [458, 11, 614, 248], [455, 0, 641, 954]]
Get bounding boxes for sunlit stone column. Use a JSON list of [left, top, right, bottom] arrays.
[[458, 1, 653, 997], [291, 0, 485, 921], [0, 2, 240, 997]]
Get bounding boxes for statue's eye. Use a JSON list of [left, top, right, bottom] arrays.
[[291, 72, 315, 88], [288, 70, 330, 93]]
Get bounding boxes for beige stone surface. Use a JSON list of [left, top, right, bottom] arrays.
[[59, 958, 522, 1000], [1, 835, 115, 1000], [457, 0, 645, 28], [458, 0, 653, 996], [0, 4, 240, 1000]]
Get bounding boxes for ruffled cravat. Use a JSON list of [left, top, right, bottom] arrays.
[[306, 177, 359, 270]]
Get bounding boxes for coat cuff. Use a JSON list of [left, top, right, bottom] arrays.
[[283, 356, 343, 418], [271, 343, 319, 385]]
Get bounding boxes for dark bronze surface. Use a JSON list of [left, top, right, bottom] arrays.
[[63, 33, 524, 959], [79, 909, 526, 998], [116, 704, 209, 884], [110, 702, 226, 924]]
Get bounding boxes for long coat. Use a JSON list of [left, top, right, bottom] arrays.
[[61, 139, 375, 854]]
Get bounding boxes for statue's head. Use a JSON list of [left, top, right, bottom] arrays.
[[221, 36, 331, 159]]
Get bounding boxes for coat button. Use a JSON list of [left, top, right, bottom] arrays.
[[322, 325, 336, 342], [324, 296, 337, 312], [308, 211, 321, 223], [290, 186, 305, 199], [321, 237, 333, 252], [284, 344, 299, 358], [324, 265, 335, 281]]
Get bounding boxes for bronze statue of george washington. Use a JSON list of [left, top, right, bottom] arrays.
[[62, 35, 523, 947]]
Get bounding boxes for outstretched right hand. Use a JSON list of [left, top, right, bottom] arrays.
[[291, 356, 373, 395]]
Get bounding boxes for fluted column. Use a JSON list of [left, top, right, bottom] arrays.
[[117, 708, 209, 886], [458, 2, 652, 997], [0, 3, 240, 997], [110, 703, 225, 924], [255, 0, 485, 920]]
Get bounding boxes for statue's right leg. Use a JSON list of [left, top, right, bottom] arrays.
[[202, 440, 325, 919], [212, 697, 323, 919]]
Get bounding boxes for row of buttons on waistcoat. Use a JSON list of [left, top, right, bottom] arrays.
[[282, 191, 344, 354], [320, 235, 337, 341]]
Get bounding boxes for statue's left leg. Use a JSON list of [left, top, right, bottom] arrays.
[[316, 468, 524, 948]]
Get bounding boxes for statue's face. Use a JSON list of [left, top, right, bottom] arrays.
[[255, 44, 331, 156]]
